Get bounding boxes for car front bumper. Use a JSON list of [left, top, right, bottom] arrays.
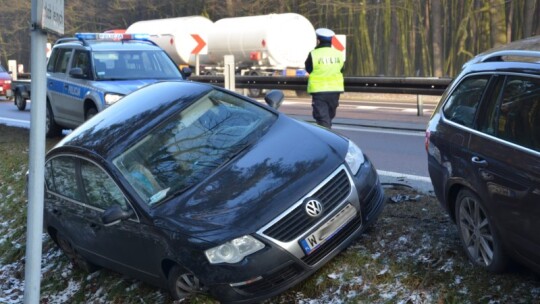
[[200, 160, 385, 303]]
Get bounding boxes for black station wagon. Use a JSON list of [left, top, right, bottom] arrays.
[[426, 36, 540, 274], [43, 80, 385, 303]]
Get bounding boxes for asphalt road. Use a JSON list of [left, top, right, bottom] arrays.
[[0, 93, 438, 192]]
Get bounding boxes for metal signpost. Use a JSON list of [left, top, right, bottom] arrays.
[[25, 0, 63, 303]]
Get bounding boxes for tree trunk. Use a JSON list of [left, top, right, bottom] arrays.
[[431, 0, 443, 77]]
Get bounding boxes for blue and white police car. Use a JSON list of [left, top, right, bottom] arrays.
[[45, 33, 190, 137]]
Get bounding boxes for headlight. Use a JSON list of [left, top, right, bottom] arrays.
[[104, 93, 124, 105], [205, 235, 265, 264], [345, 140, 365, 175]]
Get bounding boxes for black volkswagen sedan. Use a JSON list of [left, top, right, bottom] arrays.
[[43, 81, 385, 303]]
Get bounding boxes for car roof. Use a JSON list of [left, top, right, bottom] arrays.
[[50, 81, 214, 160], [52, 36, 162, 52]]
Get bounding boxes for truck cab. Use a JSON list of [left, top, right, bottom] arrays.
[[45, 33, 189, 137]]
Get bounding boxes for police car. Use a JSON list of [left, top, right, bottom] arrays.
[[45, 33, 190, 137]]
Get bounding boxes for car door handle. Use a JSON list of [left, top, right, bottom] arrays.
[[89, 222, 101, 231], [52, 208, 61, 216], [471, 156, 488, 168]]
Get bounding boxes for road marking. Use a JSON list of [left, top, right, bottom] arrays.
[[377, 170, 431, 182], [334, 125, 425, 137], [0, 117, 30, 128]]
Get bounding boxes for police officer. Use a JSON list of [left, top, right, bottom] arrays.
[[305, 28, 344, 129]]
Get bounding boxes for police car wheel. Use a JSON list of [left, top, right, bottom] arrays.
[[86, 107, 97, 120], [46, 105, 62, 138]]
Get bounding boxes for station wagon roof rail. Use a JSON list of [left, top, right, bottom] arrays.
[[479, 50, 540, 63]]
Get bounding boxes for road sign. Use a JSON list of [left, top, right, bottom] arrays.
[[332, 34, 346, 60], [38, 0, 64, 35], [191, 34, 207, 55]]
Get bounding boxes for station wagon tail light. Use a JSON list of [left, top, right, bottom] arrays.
[[345, 140, 364, 175], [425, 130, 430, 152], [205, 235, 265, 264]]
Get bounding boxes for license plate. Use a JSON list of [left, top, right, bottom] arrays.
[[300, 204, 357, 255]]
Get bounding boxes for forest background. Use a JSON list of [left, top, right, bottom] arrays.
[[1, 0, 539, 78]]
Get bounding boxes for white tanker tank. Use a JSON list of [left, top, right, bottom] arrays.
[[126, 16, 214, 66], [127, 13, 316, 74], [207, 13, 316, 71]]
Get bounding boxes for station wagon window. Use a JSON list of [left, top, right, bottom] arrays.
[[443, 76, 490, 128], [45, 156, 81, 201], [80, 160, 128, 211], [480, 76, 540, 152]]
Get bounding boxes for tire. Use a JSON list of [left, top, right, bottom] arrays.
[[15, 91, 26, 111], [167, 265, 203, 300], [46, 104, 62, 138], [55, 232, 98, 273], [455, 189, 508, 272], [85, 107, 98, 121]]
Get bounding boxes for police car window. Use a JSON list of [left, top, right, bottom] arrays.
[[46, 156, 81, 201], [72, 50, 91, 79], [443, 76, 489, 128], [482, 76, 540, 152], [54, 49, 72, 74], [80, 159, 129, 211]]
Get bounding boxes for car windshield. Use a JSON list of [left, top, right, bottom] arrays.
[[92, 50, 182, 80], [113, 89, 277, 206], [0, 65, 6, 72]]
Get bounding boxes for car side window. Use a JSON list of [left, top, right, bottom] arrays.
[[45, 156, 81, 201], [480, 76, 540, 152], [80, 159, 129, 211], [47, 48, 72, 74], [443, 76, 490, 128], [71, 50, 92, 79]]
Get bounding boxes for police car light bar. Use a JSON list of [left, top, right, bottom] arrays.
[[75, 33, 150, 42]]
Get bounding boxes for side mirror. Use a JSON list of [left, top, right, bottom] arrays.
[[69, 67, 85, 78], [101, 205, 134, 226], [264, 90, 285, 110], [182, 67, 192, 78]]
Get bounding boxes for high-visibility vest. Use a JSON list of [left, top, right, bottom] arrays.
[[307, 47, 344, 93]]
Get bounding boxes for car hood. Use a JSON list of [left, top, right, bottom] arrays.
[[92, 79, 160, 95], [153, 115, 348, 243]]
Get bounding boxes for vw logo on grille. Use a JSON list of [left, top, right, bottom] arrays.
[[305, 199, 323, 218]]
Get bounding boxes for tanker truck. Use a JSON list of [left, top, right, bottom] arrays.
[[126, 13, 317, 96]]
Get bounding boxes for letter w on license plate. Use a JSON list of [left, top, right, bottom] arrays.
[[300, 204, 357, 255]]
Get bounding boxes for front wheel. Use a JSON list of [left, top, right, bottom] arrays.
[[85, 107, 98, 121], [455, 189, 508, 272], [15, 91, 26, 111], [167, 265, 204, 300]]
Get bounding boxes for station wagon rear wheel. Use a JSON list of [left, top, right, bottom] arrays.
[[168, 265, 203, 300], [55, 232, 98, 273], [455, 189, 507, 272]]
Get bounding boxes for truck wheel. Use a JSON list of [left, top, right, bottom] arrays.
[[85, 107, 97, 120], [15, 91, 26, 111], [46, 105, 62, 138]]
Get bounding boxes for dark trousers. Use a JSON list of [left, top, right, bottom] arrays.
[[311, 92, 340, 128]]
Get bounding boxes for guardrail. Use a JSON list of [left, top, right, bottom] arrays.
[[188, 75, 452, 116], [188, 75, 453, 96]]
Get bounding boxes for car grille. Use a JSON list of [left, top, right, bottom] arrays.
[[232, 263, 303, 294], [262, 169, 351, 242]]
